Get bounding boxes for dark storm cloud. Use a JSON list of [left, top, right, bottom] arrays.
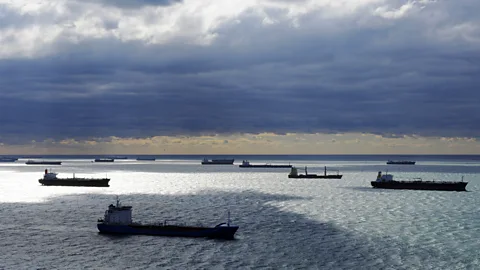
[[0, 0, 480, 143]]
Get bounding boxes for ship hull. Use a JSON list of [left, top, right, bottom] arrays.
[[39, 179, 110, 187], [201, 160, 234, 165], [289, 175, 343, 179], [97, 223, 238, 239], [240, 165, 292, 168], [386, 161, 416, 165], [26, 162, 62, 165], [371, 181, 467, 191]]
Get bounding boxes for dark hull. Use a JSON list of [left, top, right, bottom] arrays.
[[371, 181, 467, 191], [39, 178, 110, 187], [136, 158, 156, 161], [202, 163, 233, 165], [97, 223, 238, 239], [386, 161, 416, 165], [202, 160, 234, 165], [240, 164, 292, 168], [26, 161, 62, 165], [289, 174, 343, 179]]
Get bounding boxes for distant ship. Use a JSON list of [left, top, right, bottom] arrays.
[[97, 198, 238, 239], [26, 160, 62, 165], [386, 160, 416, 165], [201, 158, 234, 165], [0, 157, 18, 162], [288, 166, 343, 179], [39, 169, 110, 187], [239, 160, 292, 168], [94, 158, 114, 163], [371, 171, 467, 191], [136, 157, 156, 161]]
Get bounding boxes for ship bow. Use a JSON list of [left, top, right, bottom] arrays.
[[208, 225, 239, 239]]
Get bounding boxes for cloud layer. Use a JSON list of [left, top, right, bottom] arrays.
[[0, 0, 479, 143]]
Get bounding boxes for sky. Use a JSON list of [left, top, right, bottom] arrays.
[[0, 0, 479, 154]]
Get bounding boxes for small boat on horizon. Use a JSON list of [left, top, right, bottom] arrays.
[[239, 160, 292, 168], [288, 166, 343, 179], [371, 171, 467, 191], [386, 160, 416, 165], [94, 158, 115, 163], [97, 198, 238, 239], [201, 158, 234, 165], [39, 169, 110, 187], [26, 160, 62, 165]]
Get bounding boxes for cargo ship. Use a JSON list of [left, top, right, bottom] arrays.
[[371, 171, 467, 191], [201, 158, 234, 165], [26, 160, 62, 165], [288, 166, 342, 179], [386, 160, 416, 165], [97, 198, 238, 239], [39, 169, 110, 187], [239, 160, 292, 168], [94, 158, 114, 163]]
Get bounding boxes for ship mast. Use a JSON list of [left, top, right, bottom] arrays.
[[227, 211, 231, 227]]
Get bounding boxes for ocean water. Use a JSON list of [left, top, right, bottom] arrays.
[[0, 155, 479, 269]]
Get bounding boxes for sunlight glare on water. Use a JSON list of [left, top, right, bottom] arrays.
[[0, 156, 479, 269]]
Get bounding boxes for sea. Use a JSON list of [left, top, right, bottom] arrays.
[[0, 155, 479, 269]]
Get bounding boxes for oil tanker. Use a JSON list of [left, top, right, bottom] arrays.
[[97, 198, 238, 239], [94, 158, 114, 163], [371, 171, 467, 191], [39, 169, 110, 187], [239, 160, 292, 168], [201, 158, 234, 165], [288, 166, 342, 179], [386, 160, 416, 165], [26, 160, 62, 165]]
